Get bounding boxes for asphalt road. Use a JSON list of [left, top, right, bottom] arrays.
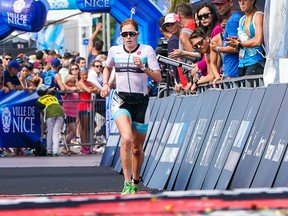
[[0, 155, 150, 195]]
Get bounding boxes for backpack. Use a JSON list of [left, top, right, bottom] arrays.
[[33, 140, 47, 156]]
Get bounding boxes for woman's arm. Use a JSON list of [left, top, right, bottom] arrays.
[[78, 81, 97, 94], [198, 54, 215, 84], [209, 39, 221, 82]]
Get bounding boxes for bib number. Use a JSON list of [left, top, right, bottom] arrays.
[[111, 92, 124, 114]]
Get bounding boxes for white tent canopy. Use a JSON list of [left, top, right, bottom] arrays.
[[263, 0, 288, 85]]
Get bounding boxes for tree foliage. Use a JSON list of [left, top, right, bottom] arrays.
[[170, 0, 190, 12]]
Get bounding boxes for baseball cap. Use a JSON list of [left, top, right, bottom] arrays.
[[37, 84, 48, 91], [8, 60, 22, 71], [163, 13, 180, 25], [211, 0, 229, 4], [16, 57, 25, 63], [50, 58, 61, 68]]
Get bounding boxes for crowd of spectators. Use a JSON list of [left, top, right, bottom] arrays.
[[159, 0, 265, 94], [0, 31, 108, 157]]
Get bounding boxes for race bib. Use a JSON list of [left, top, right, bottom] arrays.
[[111, 92, 124, 114], [239, 48, 245, 59]]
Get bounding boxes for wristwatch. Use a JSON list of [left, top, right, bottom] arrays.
[[238, 41, 243, 49], [193, 79, 198, 85]]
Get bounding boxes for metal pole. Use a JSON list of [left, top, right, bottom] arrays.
[[166, 67, 170, 97], [102, 13, 107, 51], [106, 13, 111, 50]]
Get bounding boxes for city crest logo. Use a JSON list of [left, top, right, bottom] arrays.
[[1, 107, 11, 133], [13, 0, 26, 13]]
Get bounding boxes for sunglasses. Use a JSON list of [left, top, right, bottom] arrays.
[[94, 65, 103, 68], [120, 31, 138, 37], [71, 67, 79, 70], [198, 13, 211, 20], [192, 38, 205, 50], [5, 58, 12, 61]]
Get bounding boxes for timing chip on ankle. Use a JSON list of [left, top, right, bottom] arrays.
[[131, 178, 140, 184]]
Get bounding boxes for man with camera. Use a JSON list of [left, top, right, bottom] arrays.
[[157, 16, 179, 94], [163, 12, 201, 94]]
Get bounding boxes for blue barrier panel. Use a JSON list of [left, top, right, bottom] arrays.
[[187, 89, 237, 190], [146, 96, 186, 189], [273, 147, 288, 187], [144, 96, 182, 187], [174, 90, 221, 190], [113, 152, 122, 173], [216, 87, 266, 190], [230, 84, 286, 189], [142, 97, 158, 154], [251, 84, 288, 187], [202, 88, 253, 189], [140, 97, 167, 177], [142, 95, 177, 184], [111, 134, 121, 169], [166, 95, 201, 191], [100, 121, 120, 167], [0, 90, 41, 148]]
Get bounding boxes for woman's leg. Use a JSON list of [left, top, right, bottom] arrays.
[[79, 114, 90, 151], [66, 122, 77, 149], [131, 130, 146, 183], [116, 115, 133, 183]]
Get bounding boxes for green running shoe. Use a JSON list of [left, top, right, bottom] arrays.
[[121, 182, 132, 196], [131, 185, 138, 195]]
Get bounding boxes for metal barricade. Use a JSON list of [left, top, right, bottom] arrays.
[[197, 74, 264, 94], [57, 95, 106, 154], [156, 55, 265, 97]]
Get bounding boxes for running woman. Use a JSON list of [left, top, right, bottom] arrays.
[[101, 19, 162, 195]]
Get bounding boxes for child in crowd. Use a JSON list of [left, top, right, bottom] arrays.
[[36, 84, 64, 156], [78, 67, 101, 154], [61, 74, 79, 154]]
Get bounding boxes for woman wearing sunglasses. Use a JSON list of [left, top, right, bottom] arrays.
[[68, 63, 80, 83], [191, 4, 222, 83], [101, 19, 161, 195], [189, 28, 219, 94]]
